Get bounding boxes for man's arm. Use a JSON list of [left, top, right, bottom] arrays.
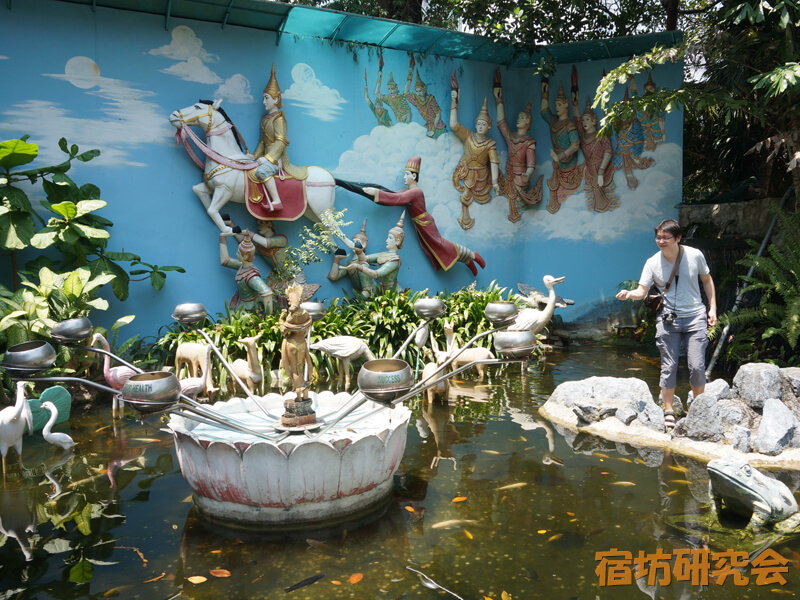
[[616, 284, 649, 302], [700, 273, 717, 326]]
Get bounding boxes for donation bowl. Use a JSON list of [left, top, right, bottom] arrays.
[[493, 330, 537, 358], [3, 340, 58, 372], [300, 302, 327, 322], [357, 359, 414, 405], [172, 303, 208, 325], [484, 301, 519, 326], [50, 317, 94, 344], [413, 297, 446, 319], [121, 371, 182, 414]]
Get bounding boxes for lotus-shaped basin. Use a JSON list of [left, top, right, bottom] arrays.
[[357, 359, 414, 405], [169, 392, 411, 529]]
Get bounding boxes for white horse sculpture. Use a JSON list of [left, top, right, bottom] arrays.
[[169, 99, 339, 234]]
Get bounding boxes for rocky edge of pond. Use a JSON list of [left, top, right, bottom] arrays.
[[539, 363, 800, 469]]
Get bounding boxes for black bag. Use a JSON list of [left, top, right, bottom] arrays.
[[643, 246, 683, 314], [643, 289, 664, 313]]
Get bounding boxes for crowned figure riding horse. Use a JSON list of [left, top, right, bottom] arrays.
[[169, 98, 340, 236]]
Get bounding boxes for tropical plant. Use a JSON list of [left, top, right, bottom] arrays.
[[710, 205, 800, 366], [1, 136, 185, 300], [152, 283, 522, 395]]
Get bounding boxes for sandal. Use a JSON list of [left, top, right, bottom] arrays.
[[664, 411, 676, 431]]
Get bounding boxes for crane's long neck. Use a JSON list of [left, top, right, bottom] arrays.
[[43, 407, 57, 436], [94, 335, 112, 375], [201, 347, 212, 385], [14, 387, 27, 421]]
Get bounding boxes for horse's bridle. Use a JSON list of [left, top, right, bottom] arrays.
[[176, 104, 230, 135]]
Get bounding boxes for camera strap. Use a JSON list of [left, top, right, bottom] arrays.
[[663, 246, 683, 312]]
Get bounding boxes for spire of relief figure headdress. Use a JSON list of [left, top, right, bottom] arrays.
[[238, 234, 256, 260], [414, 69, 427, 92], [405, 155, 421, 174], [477, 97, 491, 128], [583, 96, 596, 119], [556, 81, 567, 102], [389, 211, 406, 248], [645, 71, 656, 91], [387, 72, 397, 90], [264, 64, 282, 108], [523, 96, 534, 116]]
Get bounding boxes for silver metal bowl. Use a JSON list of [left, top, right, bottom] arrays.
[[413, 297, 446, 319], [51, 317, 94, 344], [357, 358, 414, 405], [3, 340, 57, 370], [493, 330, 537, 358], [121, 371, 181, 413], [300, 302, 327, 322], [172, 303, 207, 325], [484, 301, 519, 326]]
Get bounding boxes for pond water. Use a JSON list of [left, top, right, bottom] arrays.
[[2, 343, 798, 600]]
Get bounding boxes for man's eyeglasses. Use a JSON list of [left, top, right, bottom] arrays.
[[655, 235, 674, 242]]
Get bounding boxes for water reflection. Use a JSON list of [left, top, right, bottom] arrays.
[[0, 344, 797, 599]]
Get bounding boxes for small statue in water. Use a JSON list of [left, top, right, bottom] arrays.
[[279, 284, 315, 427]]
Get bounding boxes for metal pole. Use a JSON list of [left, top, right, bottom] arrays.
[[706, 185, 793, 377]]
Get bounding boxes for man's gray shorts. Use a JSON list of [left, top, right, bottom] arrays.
[[655, 312, 708, 390]]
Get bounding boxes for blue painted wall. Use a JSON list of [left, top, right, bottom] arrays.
[[0, 1, 683, 340]]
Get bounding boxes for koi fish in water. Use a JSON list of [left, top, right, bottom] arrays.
[[284, 573, 325, 592]]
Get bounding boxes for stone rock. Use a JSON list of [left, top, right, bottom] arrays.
[[672, 392, 724, 442], [718, 398, 760, 442], [753, 398, 800, 456], [704, 379, 734, 401], [733, 363, 783, 409], [547, 376, 662, 431], [732, 426, 750, 453], [572, 400, 619, 424], [615, 405, 638, 426], [780, 367, 800, 421], [782, 367, 800, 397]]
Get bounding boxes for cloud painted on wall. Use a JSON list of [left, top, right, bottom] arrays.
[[0, 56, 8, 60], [148, 25, 219, 63], [161, 56, 223, 84], [282, 63, 347, 122], [149, 27, 253, 105], [0, 56, 170, 167], [214, 74, 254, 104], [333, 123, 681, 245]]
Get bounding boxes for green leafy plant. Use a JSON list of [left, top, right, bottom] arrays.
[[1, 136, 185, 301], [711, 205, 800, 366]]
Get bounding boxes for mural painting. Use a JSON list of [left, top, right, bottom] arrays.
[[0, 1, 683, 338]]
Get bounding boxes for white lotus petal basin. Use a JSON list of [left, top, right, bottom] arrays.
[[168, 391, 411, 529]]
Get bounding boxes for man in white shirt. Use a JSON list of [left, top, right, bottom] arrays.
[[616, 219, 717, 429]]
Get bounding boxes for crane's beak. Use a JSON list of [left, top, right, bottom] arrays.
[[552, 276, 566, 284]]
